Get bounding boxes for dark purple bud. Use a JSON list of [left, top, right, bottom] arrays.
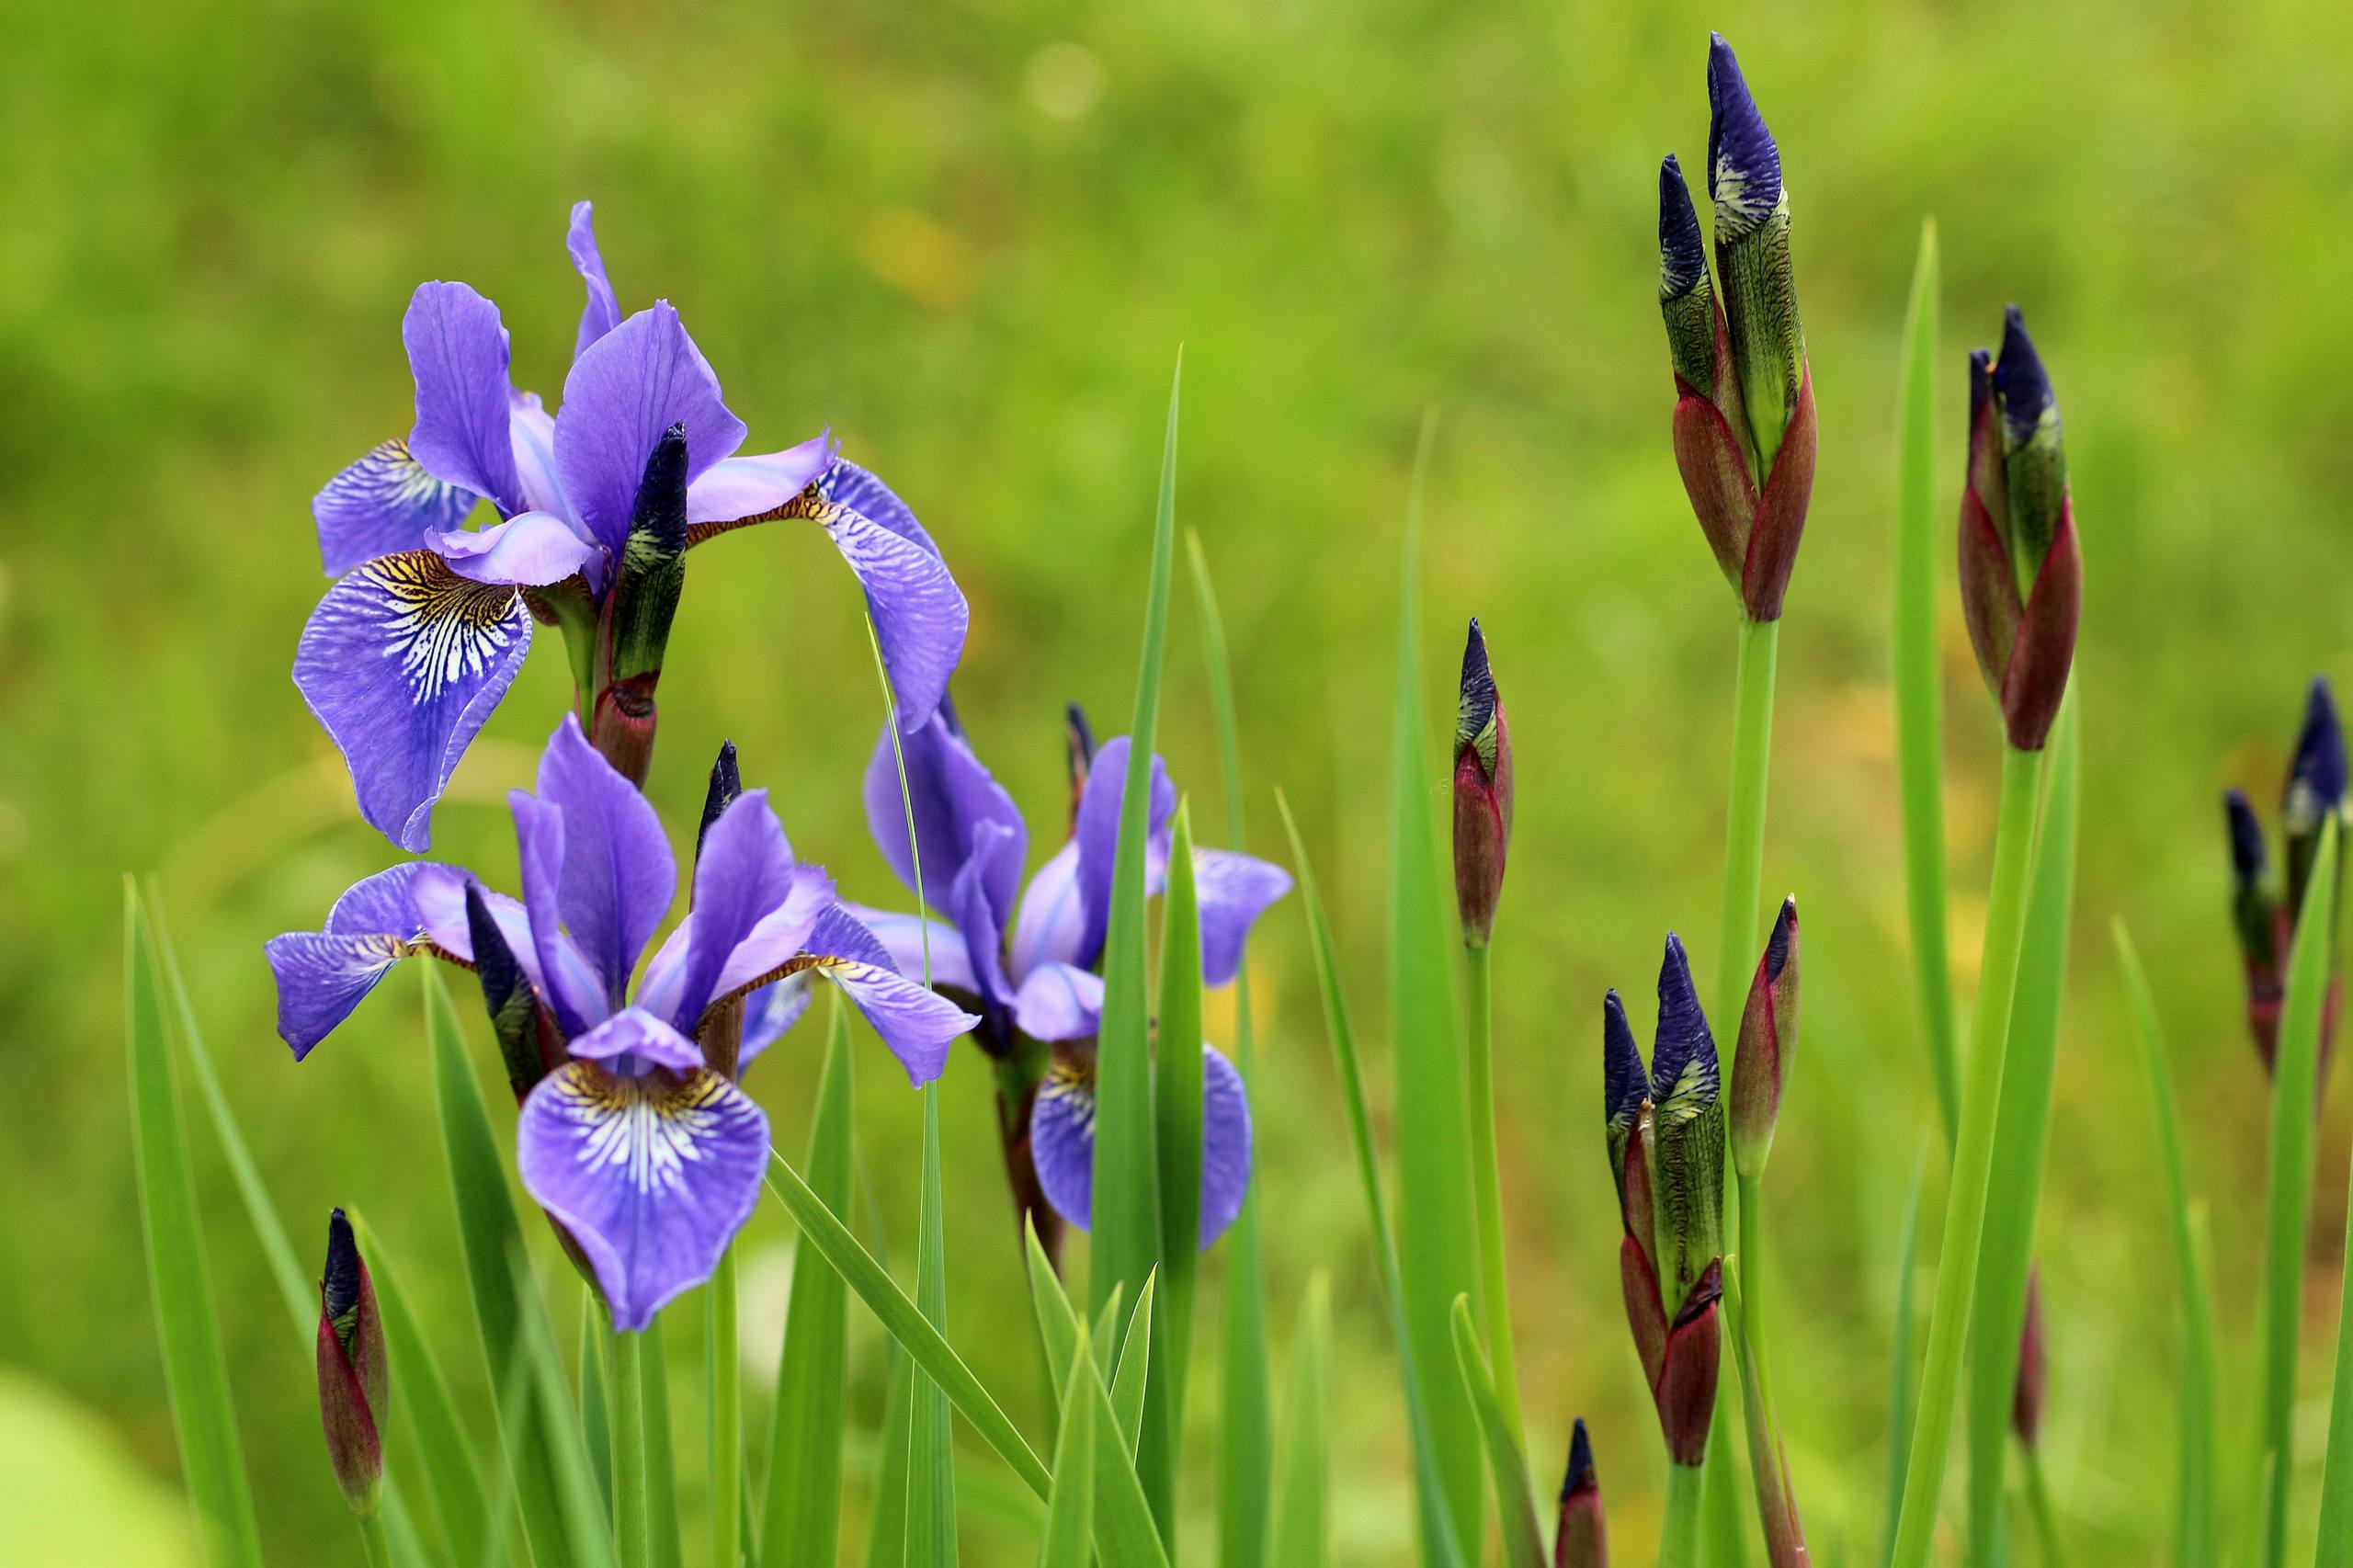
[[699, 738, 742, 859], [1603, 988, 1648, 1217], [2284, 678, 2347, 855], [1706, 35, 1781, 238], [1655, 1261, 1724, 1467], [1452, 619, 1513, 947], [466, 882, 549, 1098], [1554, 1418, 1608, 1568], [596, 423, 690, 781], [1659, 156, 1709, 304], [2010, 1269, 2047, 1449], [316, 1209, 387, 1515], [1646, 936, 1724, 1304], [1993, 308, 2067, 585], [1731, 896, 1799, 1180]]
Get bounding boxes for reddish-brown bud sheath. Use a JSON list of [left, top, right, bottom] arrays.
[[1731, 896, 1800, 1179], [1620, 1231, 1668, 1393], [1554, 1418, 1609, 1568], [1655, 1261, 1724, 1466], [316, 1209, 387, 1516], [1453, 619, 1513, 947], [2011, 1268, 2047, 1449]]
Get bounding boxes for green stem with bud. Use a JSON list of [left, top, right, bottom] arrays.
[[1462, 941, 1522, 1445], [1889, 744, 2048, 1568], [611, 1324, 650, 1568], [355, 1511, 392, 1568], [1662, 1461, 1708, 1568]]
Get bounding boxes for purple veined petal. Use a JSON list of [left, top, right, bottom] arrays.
[[801, 953, 978, 1085], [1011, 962, 1102, 1043], [266, 932, 421, 1059], [529, 715, 679, 1007], [511, 790, 615, 1039], [426, 511, 597, 587], [684, 434, 836, 526], [1009, 840, 1085, 984], [662, 789, 799, 1029], [403, 282, 525, 517], [820, 457, 944, 557], [736, 973, 815, 1071], [946, 820, 1021, 1013], [863, 710, 1027, 926], [411, 866, 552, 999], [820, 503, 968, 733], [567, 201, 622, 361], [517, 1062, 768, 1333], [565, 1006, 704, 1074], [508, 393, 586, 550], [553, 301, 746, 559], [313, 440, 476, 577], [1029, 1058, 1097, 1232], [1193, 849, 1294, 987], [1198, 1042, 1254, 1248], [1073, 736, 1177, 971], [705, 863, 837, 1012], [805, 904, 896, 971], [323, 862, 438, 937], [837, 904, 978, 995], [295, 552, 532, 853]]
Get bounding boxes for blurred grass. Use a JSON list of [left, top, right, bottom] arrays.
[[9, 0, 2353, 1562]]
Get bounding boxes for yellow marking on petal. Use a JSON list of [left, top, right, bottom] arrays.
[[354, 551, 526, 705]]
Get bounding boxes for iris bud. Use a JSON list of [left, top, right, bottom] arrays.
[[1655, 1261, 1724, 1468], [1065, 700, 1095, 829], [466, 882, 550, 1099], [1730, 896, 1799, 1179], [699, 737, 743, 860], [595, 423, 690, 782], [2283, 677, 2347, 926], [2228, 680, 2347, 1075], [315, 1210, 388, 1516], [1553, 1418, 1608, 1568], [1957, 309, 2080, 751], [1645, 936, 1725, 1306], [1452, 618, 1513, 948]]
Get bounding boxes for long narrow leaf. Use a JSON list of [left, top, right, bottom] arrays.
[[863, 1354, 916, 1568], [1277, 790, 1467, 1568], [642, 1315, 683, 1568], [1387, 416, 1485, 1555], [1967, 692, 2082, 1557], [1882, 1142, 1932, 1564], [907, 1080, 960, 1567], [1155, 802, 1206, 1418], [426, 964, 573, 1564], [510, 1254, 619, 1568], [762, 999, 856, 1568], [1449, 1297, 1546, 1568], [1184, 529, 1277, 1568], [1112, 1274, 1160, 1460], [1038, 1322, 1098, 1568], [1268, 1275, 1333, 1568], [124, 879, 265, 1568], [1026, 1220, 1083, 1398], [581, 1291, 613, 1511]]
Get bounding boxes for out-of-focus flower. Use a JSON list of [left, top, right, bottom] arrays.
[[1452, 618, 1513, 948], [1731, 896, 1799, 1179], [2223, 678, 2347, 1075], [316, 1210, 387, 1515]]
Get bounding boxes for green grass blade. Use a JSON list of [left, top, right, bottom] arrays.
[[1967, 693, 2082, 1559], [1037, 1320, 1098, 1568], [356, 1215, 498, 1568], [1092, 354, 1184, 1538], [510, 1255, 619, 1568], [906, 1079, 960, 1567], [426, 963, 573, 1565], [764, 1149, 1051, 1498], [1449, 1297, 1546, 1568], [1881, 1142, 1932, 1564], [1074, 1319, 1176, 1568], [1026, 1219, 1083, 1399], [1268, 1274, 1333, 1568], [642, 1316, 683, 1568], [124, 878, 265, 1568], [2259, 817, 2339, 1566], [2116, 923, 2218, 1567], [761, 999, 856, 1568], [1155, 801, 1206, 1419], [1892, 218, 1961, 1142], [709, 1246, 742, 1568], [1277, 790, 1467, 1568], [1387, 415, 1485, 1556], [1112, 1274, 1159, 1460], [863, 1353, 915, 1568], [1183, 529, 1277, 1568], [581, 1291, 613, 1511]]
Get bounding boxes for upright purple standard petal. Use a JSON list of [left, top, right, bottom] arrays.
[[510, 791, 613, 1039], [553, 302, 746, 560], [863, 710, 1028, 923], [530, 715, 679, 1007], [313, 441, 475, 576], [1009, 840, 1085, 983], [403, 282, 526, 517], [1193, 849, 1292, 986], [1073, 736, 1177, 969], [295, 553, 532, 852], [657, 789, 801, 1031], [566, 201, 622, 360], [517, 1062, 768, 1332], [1198, 1042, 1254, 1248]]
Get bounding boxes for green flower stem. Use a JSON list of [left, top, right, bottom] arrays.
[[355, 1511, 393, 1568], [1734, 1169, 1781, 1426], [1889, 743, 2048, 1568], [2025, 1449, 2067, 1568], [611, 1323, 650, 1568], [1662, 1461, 1708, 1568], [1461, 941, 1523, 1445], [710, 1248, 741, 1568]]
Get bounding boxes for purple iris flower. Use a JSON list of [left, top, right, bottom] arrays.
[[266, 714, 978, 1329], [850, 704, 1292, 1248], [301, 202, 968, 852]]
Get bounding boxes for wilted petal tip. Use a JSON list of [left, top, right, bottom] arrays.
[[1706, 34, 1781, 235], [1658, 156, 1708, 301]]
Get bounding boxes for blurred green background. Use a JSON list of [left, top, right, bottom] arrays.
[[8, 0, 2353, 1561]]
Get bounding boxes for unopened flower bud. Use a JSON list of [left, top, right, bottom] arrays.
[[595, 423, 690, 782], [1645, 935, 1724, 1305], [1065, 700, 1095, 830], [1731, 896, 1799, 1179], [2011, 1268, 2047, 1449], [2231, 681, 2347, 1077], [316, 1209, 388, 1516], [698, 738, 742, 861], [1656, 1261, 1724, 1467], [466, 882, 549, 1099], [1452, 618, 1513, 947], [2284, 677, 2347, 925], [1554, 1418, 1609, 1568]]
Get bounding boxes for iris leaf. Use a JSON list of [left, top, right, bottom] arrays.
[[862, 1353, 916, 1568], [1154, 802, 1206, 1417], [1036, 1320, 1097, 1568], [1881, 1143, 1932, 1565], [123, 878, 265, 1568], [580, 1292, 612, 1510], [1449, 1296, 1546, 1568], [355, 1213, 498, 1568], [906, 1079, 959, 1568], [641, 1315, 683, 1568], [1112, 1273, 1159, 1460], [508, 1252, 619, 1568], [1267, 1274, 1333, 1568]]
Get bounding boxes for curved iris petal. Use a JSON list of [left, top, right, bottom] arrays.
[[1009, 840, 1085, 984], [820, 504, 967, 733], [1193, 849, 1294, 986], [1196, 1043, 1255, 1247], [683, 435, 835, 526], [838, 905, 978, 996], [565, 1006, 704, 1074], [268, 863, 468, 1057], [511, 791, 613, 1039], [517, 1062, 768, 1333], [803, 956, 976, 1086], [295, 551, 533, 853], [403, 282, 525, 517], [567, 201, 622, 360], [1073, 737, 1176, 970], [426, 512, 597, 587], [529, 716, 678, 1007], [863, 711, 1026, 926], [553, 301, 745, 559], [659, 789, 799, 1029], [1011, 962, 1102, 1043], [412, 866, 551, 1000], [1030, 1043, 1253, 1249], [313, 440, 475, 576], [737, 975, 815, 1070], [820, 458, 943, 557]]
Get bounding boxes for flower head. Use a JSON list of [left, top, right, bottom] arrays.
[[316, 1210, 387, 1515], [2223, 678, 2347, 1075], [1452, 618, 1513, 948]]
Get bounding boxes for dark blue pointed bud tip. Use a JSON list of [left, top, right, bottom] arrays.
[[1658, 156, 1707, 300], [323, 1209, 362, 1323], [1968, 348, 1993, 415], [1563, 1417, 1597, 1500], [1994, 306, 2055, 445], [2295, 677, 2347, 810], [1706, 34, 1780, 229], [2226, 790, 2267, 882], [1604, 989, 1647, 1122], [699, 739, 743, 853], [1651, 933, 1718, 1099], [1765, 896, 1797, 982], [1457, 619, 1499, 753]]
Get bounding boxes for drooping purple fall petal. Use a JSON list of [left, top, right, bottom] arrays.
[[313, 441, 475, 577]]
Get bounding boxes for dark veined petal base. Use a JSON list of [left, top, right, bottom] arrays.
[[313, 439, 476, 577], [1031, 1042, 1254, 1249]]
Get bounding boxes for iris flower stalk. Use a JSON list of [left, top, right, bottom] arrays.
[[1657, 37, 1815, 1554], [1888, 309, 2081, 1568]]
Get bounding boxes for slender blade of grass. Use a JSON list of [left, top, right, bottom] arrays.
[[907, 1079, 960, 1567], [1387, 414, 1486, 1557], [1892, 218, 1961, 1142], [1449, 1298, 1546, 1568], [642, 1316, 683, 1568], [1092, 356, 1184, 1539], [2258, 818, 2339, 1566], [1277, 790, 1467, 1568], [1026, 1219, 1083, 1398], [1155, 802, 1206, 1420], [2116, 923, 2217, 1566], [1112, 1275, 1159, 1459], [124, 878, 265, 1568], [761, 998, 856, 1568], [1268, 1273, 1333, 1568], [708, 1247, 741, 1568], [863, 1354, 915, 1568], [511, 1254, 619, 1568], [1037, 1320, 1098, 1568], [581, 1290, 614, 1511], [426, 962, 574, 1565], [1967, 693, 2082, 1561], [1184, 529, 1277, 1568], [1881, 1142, 1932, 1564], [355, 1214, 498, 1568]]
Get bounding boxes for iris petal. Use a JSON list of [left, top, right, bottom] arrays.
[[818, 502, 968, 733], [553, 301, 746, 559], [1073, 736, 1176, 971], [1029, 1043, 1254, 1249], [295, 551, 532, 852], [1010, 962, 1102, 1043], [426, 512, 597, 587], [1192, 848, 1292, 987], [838, 905, 978, 996], [1009, 841, 1085, 983], [566, 201, 622, 360], [313, 440, 475, 576], [863, 711, 1027, 925], [517, 1062, 768, 1333], [265, 931, 418, 1059], [529, 716, 678, 1007], [682, 436, 835, 528], [403, 282, 525, 517]]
